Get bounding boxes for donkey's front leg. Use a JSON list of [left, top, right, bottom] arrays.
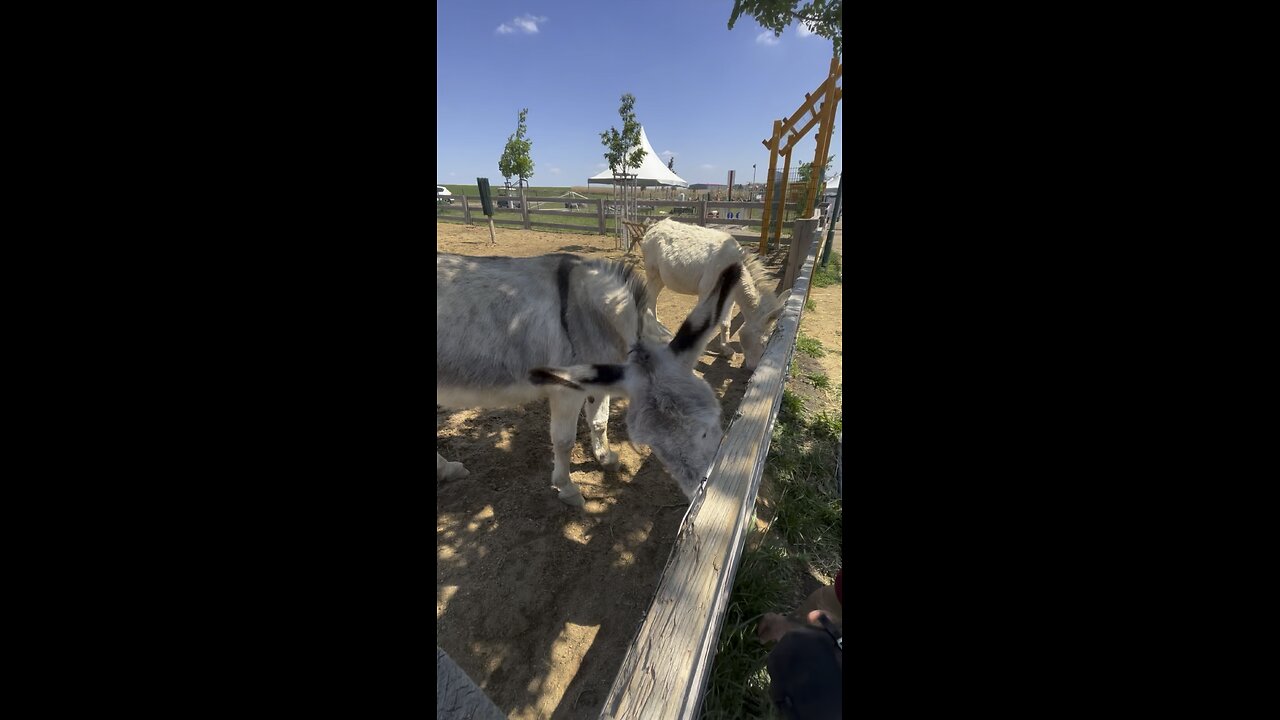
[[584, 394, 618, 469], [548, 392, 587, 507], [717, 301, 737, 356], [437, 452, 469, 481]]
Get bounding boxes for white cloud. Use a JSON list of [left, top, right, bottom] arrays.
[[596, 162, 607, 168], [700, 164, 716, 170], [756, 31, 780, 46], [449, 172, 457, 176], [660, 149, 677, 158], [497, 14, 547, 35], [797, 22, 816, 38], [550, 167, 562, 174]]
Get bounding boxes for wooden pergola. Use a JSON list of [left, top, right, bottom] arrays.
[[759, 57, 843, 254]]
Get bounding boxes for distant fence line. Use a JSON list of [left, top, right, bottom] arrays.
[[436, 196, 803, 248]]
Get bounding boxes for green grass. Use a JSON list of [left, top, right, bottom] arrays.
[[812, 252, 842, 288], [779, 388, 805, 421], [810, 411, 841, 440], [699, 541, 796, 720], [805, 372, 830, 390], [765, 408, 842, 567], [701, 381, 842, 719], [439, 184, 590, 197], [804, 298, 816, 311], [795, 335, 826, 358]]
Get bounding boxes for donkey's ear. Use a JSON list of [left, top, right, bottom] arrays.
[[530, 364, 629, 393], [669, 263, 742, 368], [765, 302, 785, 327]]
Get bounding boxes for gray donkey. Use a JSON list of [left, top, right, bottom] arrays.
[[437, 252, 741, 506]]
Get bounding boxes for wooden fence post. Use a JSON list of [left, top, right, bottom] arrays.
[[520, 186, 531, 230], [461, 195, 471, 225], [597, 199, 606, 235], [783, 216, 820, 291], [698, 200, 707, 226]]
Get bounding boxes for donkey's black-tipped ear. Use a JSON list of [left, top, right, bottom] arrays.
[[669, 263, 743, 368], [530, 364, 629, 392]]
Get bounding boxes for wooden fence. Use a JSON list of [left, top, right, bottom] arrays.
[[431, 214, 835, 719], [600, 215, 831, 719], [436, 196, 802, 248]]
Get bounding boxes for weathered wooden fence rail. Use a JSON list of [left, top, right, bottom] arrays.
[[600, 215, 829, 720], [436, 197, 802, 245]]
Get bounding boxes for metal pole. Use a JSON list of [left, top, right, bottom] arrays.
[[820, 173, 843, 267]]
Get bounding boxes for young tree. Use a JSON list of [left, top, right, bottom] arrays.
[[728, 0, 842, 56], [797, 155, 834, 184], [599, 93, 646, 249], [798, 154, 835, 213], [498, 108, 535, 209]]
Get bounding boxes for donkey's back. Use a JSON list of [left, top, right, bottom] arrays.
[[436, 252, 642, 408], [640, 219, 742, 295]]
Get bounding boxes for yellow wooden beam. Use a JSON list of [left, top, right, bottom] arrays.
[[757, 119, 782, 254], [771, 148, 794, 248], [803, 59, 842, 216], [776, 62, 842, 141]]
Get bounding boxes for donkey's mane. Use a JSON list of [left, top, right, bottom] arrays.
[[736, 249, 782, 317], [579, 255, 650, 315]]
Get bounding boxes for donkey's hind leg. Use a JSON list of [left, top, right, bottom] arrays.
[[584, 394, 618, 469], [548, 391, 587, 507], [437, 452, 469, 481]]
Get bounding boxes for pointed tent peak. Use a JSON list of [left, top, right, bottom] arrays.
[[588, 124, 688, 187]]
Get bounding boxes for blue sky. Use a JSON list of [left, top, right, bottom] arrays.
[[437, 1, 843, 187]]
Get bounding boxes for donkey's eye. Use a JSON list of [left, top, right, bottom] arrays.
[[702, 432, 707, 438]]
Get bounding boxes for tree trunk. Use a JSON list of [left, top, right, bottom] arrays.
[[613, 176, 621, 248], [519, 181, 529, 230]]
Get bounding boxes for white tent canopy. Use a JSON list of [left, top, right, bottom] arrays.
[[587, 126, 689, 188]]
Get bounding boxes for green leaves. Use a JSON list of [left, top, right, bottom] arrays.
[[727, 0, 843, 57], [498, 108, 534, 183], [601, 93, 645, 174], [797, 155, 835, 184]]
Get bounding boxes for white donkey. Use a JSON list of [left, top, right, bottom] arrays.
[[437, 252, 742, 506], [639, 219, 784, 370]]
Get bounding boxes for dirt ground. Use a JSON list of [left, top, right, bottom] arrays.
[[789, 224, 844, 416], [436, 221, 842, 719]]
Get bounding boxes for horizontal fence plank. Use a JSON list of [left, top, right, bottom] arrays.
[[458, 195, 600, 205], [525, 208, 600, 218], [704, 218, 764, 227], [528, 221, 608, 233], [602, 223, 823, 720], [706, 201, 798, 210]]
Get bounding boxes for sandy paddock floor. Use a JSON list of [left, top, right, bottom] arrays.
[[436, 222, 785, 719]]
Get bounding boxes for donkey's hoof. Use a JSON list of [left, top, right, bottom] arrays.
[[596, 450, 620, 469], [557, 486, 586, 507]]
